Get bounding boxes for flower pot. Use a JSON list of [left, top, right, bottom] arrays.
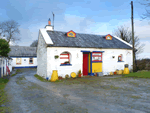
[[95, 73, 97, 76], [114, 72, 117, 75], [78, 74, 81, 77], [58, 76, 62, 80]]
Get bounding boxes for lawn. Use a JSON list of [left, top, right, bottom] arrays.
[[123, 70, 150, 78], [0, 78, 10, 113]]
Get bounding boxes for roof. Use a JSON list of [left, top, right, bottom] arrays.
[[8, 46, 37, 57], [46, 31, 132, 49]]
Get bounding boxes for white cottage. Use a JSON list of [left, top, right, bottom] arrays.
[[37, 19, 133, 79], [8, 46, 37, 69]]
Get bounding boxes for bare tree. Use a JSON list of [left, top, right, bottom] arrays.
[[113, 25, 145, 55], [30, 40, 38, 47], [139, 0, 150, 19], [0, 20, 20, 43]]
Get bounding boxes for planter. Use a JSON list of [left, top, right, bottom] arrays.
[[95, 73, 97, 76], [58, 76, 62, 80], [78, 73, 81, 77], [118, 70, 123, 74], [54, 55, 59, 59]]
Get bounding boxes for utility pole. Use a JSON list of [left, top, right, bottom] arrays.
[[131, 1, 135, 72]]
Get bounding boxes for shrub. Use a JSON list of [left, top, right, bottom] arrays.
[[65, 74, 69, 79]]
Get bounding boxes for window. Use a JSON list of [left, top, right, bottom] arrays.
[[60, 52, 71, 66], [29, 58, 33, 64], [118, 54, 123, 62], [92, 52, 102, 62], [16, 58, 21, 65]]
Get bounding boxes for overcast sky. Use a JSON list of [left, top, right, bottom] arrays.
[[1, 0, 150, 59]]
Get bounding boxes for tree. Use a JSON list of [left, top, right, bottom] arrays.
[[0, 39, 11, 57], [113, 25, 145, 55], [30, 40, 38, 47], [0, 20, 20, 44], [139, 0, 150, 19]]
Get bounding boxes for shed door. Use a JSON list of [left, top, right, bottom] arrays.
[[83, 53, 88, 75]]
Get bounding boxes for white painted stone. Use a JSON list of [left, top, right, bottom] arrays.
[[37, 32, 47, 79], [40, 29, 53, 45]]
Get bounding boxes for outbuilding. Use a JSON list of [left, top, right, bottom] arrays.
[[37, 19, 133, 79], [8, 46, 37, 69], [0, 56, 12, 78]]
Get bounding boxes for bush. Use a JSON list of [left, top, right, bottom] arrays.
[[65, 74, 69, 79]]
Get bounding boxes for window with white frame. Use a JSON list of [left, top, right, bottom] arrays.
[[16, 58, 21, 65], [92, 52, 102, 62], [60, 52, 71, 65], [29, 58, 33, 64]]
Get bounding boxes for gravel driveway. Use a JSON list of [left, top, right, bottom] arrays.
[[4, 68, 150, 113]]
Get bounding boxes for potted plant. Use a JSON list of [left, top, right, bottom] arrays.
[[64, 61, 70, 64], [58, 76, 62, 80], [65, 74, 69, 79], [54, 55, 59, 59], [77, 70, 82, 77]]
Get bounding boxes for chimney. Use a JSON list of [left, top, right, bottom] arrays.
[[45, 18, 53, 31]]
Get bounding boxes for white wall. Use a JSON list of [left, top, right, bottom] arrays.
[[102, 49, 133, 75], [47, 47, 83, 79], [11, 57, 37, 68], [37, 32, 47, 78], [46, 47, 133, 78]]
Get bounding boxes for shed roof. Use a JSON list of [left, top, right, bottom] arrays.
[[8, 46, 37, 57], [46, 31, 132, 49]]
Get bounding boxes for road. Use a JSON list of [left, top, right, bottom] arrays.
[[4, 68, 150, 113]]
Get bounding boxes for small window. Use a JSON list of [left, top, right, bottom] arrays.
[[29, 58, 33, 64], [60, 52, 71, 66], [16, 58, 21, 65], [118, 54, 123, 62], [92, 52, 102, 62]]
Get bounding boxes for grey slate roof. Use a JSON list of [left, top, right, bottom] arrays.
[[8, 46, 37, 57], [47, 31, 132, 49]]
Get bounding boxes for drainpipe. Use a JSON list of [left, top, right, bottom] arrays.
[[1, 57, 3, 77]]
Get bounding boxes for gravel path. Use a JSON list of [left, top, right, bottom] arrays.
[[4, 68, 150, 113]]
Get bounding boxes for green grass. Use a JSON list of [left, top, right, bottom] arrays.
[[0, 78, 10, 113], [11, 69, 21, 77], [16, 69, 23, 73], [123, 70, 150, 78], [34, 74, 48, 82]]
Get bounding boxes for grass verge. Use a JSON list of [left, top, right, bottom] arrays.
[[0, 78, 10, 113], [34, 74, 48, 82], [123, 70, 150, 78], [34, 74, 62, 83]]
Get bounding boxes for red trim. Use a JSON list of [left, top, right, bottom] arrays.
[[60, 57, 69, 59], [118, 56, 122, 61], [60, 54, 69, 55], [67, 30, 76, 37], [105, 34, 112, 40], [68, 54, 70, 63], [92, 55, 101, 57]]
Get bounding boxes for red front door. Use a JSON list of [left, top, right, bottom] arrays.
[[83, 53, 88, 76]]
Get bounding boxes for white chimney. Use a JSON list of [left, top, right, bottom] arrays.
[[45, 18, 53, 31]]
